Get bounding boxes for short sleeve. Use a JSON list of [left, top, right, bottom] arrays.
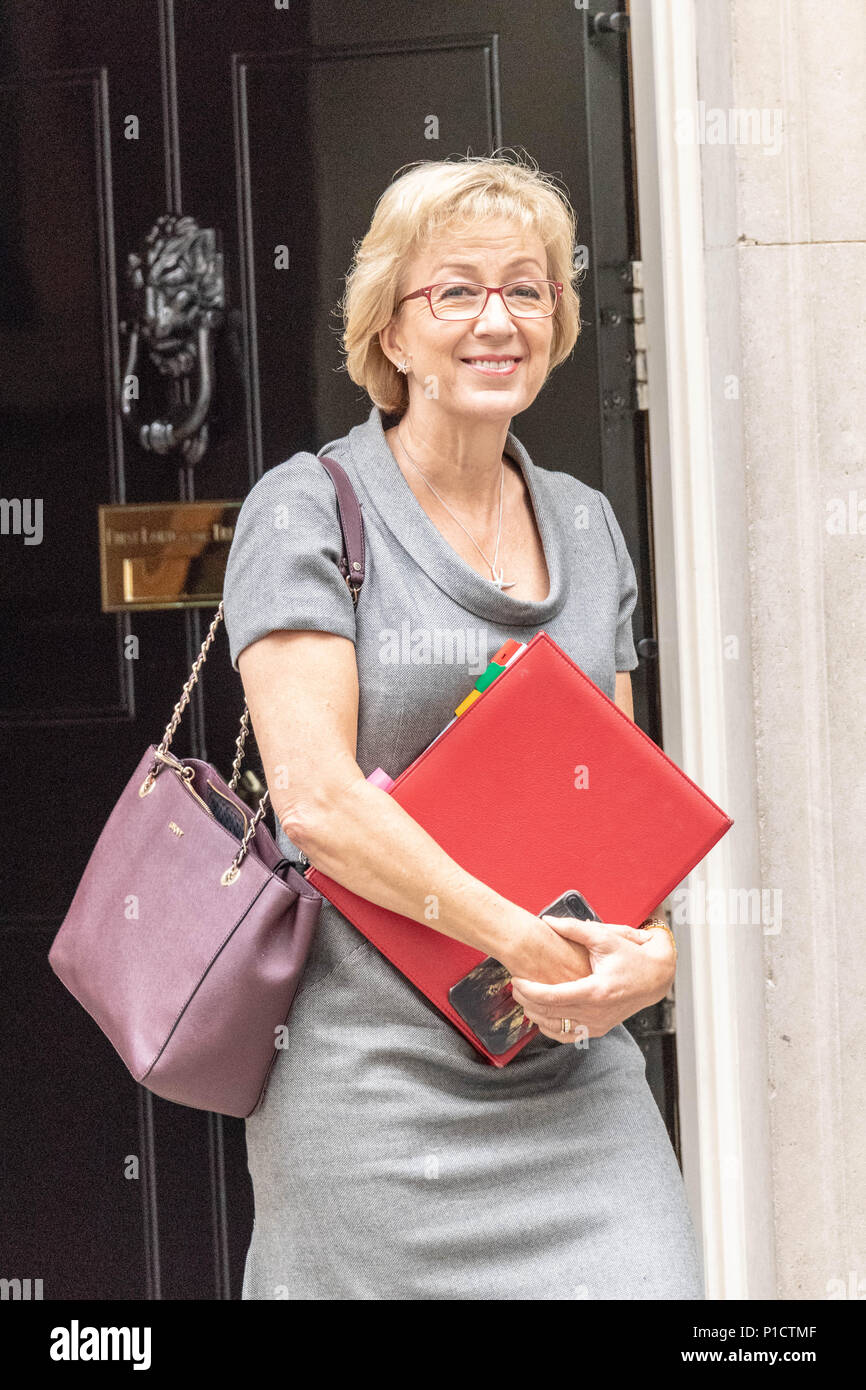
[[598, 491, 639, 672], [222, 452, 357, 671]]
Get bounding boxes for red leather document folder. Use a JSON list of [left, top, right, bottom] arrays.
[[306, 631, 733, 1066]]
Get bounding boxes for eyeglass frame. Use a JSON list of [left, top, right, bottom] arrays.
[[394, 279, 564, 321]]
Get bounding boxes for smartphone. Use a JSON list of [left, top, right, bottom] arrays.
[[537, 888, 601, 923], [447, 889, 600, 1055]]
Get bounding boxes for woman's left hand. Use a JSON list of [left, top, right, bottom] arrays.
[[509, 916, 677, 1043]]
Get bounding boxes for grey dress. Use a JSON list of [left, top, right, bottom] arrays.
[[222, 404, 705, 1300]]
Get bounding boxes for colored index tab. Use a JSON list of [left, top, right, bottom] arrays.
[[455, 688, 482, 717], [474, 660, 506, 693], [367, 767, 395, 792], [492, 638, 522, 665]]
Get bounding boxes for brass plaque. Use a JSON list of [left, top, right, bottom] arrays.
[[98, 501, 241, 611]]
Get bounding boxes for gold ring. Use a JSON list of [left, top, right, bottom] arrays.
[[561, 1017, 572, 1035]]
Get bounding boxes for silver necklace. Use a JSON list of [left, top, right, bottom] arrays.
[[394, 430, 517, 590]]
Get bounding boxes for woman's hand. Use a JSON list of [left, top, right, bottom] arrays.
[[509, 916, 677, 1043], [500, 910, 595, 988]]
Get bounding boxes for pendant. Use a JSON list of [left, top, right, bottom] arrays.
[[491, 566, 517, 591]]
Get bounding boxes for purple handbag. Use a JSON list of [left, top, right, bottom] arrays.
[[48, 455, 365, 1118]]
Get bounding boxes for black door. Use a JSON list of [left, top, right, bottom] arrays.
[[0, 0, 666, 1300]]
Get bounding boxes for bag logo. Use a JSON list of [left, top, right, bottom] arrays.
[[168, 821, 184, 837]]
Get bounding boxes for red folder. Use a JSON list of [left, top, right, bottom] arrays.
[[306, 631, 733, 1065]]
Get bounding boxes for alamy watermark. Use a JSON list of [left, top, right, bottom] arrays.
[[0, 497, 42, 545], [378, 621, 489, 674], [49, 1321, 151, 1370], [1, 1276, 43, 1299], [675, 102, 784, 156], [672, 882, 783, 935]]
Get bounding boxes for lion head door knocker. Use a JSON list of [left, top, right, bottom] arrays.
[[120, 214, 225, 466]]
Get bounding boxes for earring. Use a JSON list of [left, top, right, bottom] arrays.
[[397, 358, 410, 374]]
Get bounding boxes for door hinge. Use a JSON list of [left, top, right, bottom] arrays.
[[599, 259, 649, 415], [629, 259, 649, 411]]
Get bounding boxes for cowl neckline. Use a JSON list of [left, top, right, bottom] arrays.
[[344, 404, 570, 627]]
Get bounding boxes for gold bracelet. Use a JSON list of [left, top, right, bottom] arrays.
[[639, 917, 678, 956]]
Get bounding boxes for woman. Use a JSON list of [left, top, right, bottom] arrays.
[[223, 154, 704, 1300]]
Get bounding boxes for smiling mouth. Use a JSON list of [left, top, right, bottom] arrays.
[[461, 357, 522, 375]]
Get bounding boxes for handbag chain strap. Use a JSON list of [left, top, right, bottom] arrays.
[[140, 455, 365, 880]]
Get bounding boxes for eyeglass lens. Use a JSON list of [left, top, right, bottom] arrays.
[[430, 281, 556, 319]]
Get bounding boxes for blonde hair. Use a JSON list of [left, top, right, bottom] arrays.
[[338, 151, 583, 416]]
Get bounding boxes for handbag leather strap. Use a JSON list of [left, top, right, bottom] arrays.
[[318, 454, 366, 604]]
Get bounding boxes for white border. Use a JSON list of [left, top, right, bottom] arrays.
[[627, 0, 774, 1298]]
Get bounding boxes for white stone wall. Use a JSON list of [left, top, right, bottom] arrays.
[[697, 0, 866, 1299]]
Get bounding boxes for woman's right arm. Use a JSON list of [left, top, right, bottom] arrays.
[[237, 627, 593, 986]]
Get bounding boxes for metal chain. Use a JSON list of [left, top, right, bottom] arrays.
[[144, 570, 361, 877], [225, 788, 272, 880], [143, 602, 271, 873], [229, 704, 251, 791], [152, 601, 227, 770]]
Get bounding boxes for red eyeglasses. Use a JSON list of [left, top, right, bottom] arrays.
[[395, 280, 564, 321]]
